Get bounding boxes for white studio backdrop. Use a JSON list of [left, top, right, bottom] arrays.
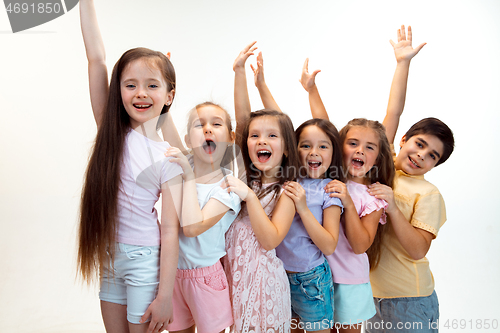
[[1, 0, 499, 332]]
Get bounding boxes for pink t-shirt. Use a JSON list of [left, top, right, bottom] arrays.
[[326, 180, 388, 284], [116, 129, 183, 246]]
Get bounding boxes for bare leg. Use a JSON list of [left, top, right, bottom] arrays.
[[101, 300, 130, 333], [291, 317, 304, 333]]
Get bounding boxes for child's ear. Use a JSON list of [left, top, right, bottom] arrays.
[[184, 134, 192, 149], [230, 131, 236, 143], [165, 89, 175, 106], [399, 135, 407, 149]]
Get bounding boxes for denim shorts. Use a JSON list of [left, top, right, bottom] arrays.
[[287, 260, 334, 331], [365, 290, 439, 333], [99, 243, 160, 324]]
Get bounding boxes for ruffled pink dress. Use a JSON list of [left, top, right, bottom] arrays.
[[224, 184, 291, 333]]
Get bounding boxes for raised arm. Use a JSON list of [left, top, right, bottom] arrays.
[[251, 52, 281, 112], [79, 0, 108, 127], [300, 58, 328, 120], [234, 42, 257, 138], [384, 25, 426, 144]]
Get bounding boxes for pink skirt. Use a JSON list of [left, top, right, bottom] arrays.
[[224, 219, 291, 333]]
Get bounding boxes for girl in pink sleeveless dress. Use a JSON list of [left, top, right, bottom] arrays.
[[222, 42, 301, 333]]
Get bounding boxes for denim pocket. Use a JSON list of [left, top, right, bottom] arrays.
[[300, 274, 324, 301]]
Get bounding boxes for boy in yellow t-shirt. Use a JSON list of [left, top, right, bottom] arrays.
[[366, 26, 454, 333]]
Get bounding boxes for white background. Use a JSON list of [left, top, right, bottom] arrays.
[[1, 0, 499, 332]]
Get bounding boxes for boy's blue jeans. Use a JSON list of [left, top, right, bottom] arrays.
[[365, 290, 439, 333]]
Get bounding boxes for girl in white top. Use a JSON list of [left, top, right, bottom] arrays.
[[78, 2, 182, 333], [164, 102, 241, 333]]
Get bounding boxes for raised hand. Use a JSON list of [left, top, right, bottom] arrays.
[[233, 41, 257, 71], [300, 58, 321, 92], [250, 51, 264, 87], [390, 25, 426, 63]]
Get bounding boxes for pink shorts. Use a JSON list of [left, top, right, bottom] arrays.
[[166, 260, 233, 333]]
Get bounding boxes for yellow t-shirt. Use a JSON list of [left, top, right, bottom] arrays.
[[369, 146, 446, 298]]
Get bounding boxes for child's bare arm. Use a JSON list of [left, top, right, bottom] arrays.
[[367, 182, 433, 260], [384, 25, 426, 144], [326, 180, 382, 254], [300, 58, 328, 120], [234, 42, 257, 136], [79, 0, 108, 128], [251, 52, 281, 112]]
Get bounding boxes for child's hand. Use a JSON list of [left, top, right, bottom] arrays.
[[165, 147, 193, 180], [324, 179, 354, 210], [390, 25, 426, 63], [300, 58, 321, 93], [233, 41, 257, 72], [221, 175, 254, 201], [140, 297, 173, 333], [250, 51, 265, 87], [367, 182, 396, 214], [283, 181, 308, 213]]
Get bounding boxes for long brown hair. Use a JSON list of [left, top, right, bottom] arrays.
[[239, 110, 299, 207], [78, 48, 175, 283], [339, 119, 395, 269]]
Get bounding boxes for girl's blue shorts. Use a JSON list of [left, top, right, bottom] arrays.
[[99, 243, 160, 324], [287, 260, 334, 331]]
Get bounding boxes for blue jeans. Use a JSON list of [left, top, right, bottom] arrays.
[[366, 290, 439, 333], [288, 260, 334, 331]]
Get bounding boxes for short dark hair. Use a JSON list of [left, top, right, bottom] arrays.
[[404, 117, 454, 167]]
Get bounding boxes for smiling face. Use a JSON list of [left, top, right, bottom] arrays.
[[298, 125, 333, 179], [185, 105, 234, 167], [247, 116, 286, 182], [343, 126, 380, 184], [395, 133, 444, 176], [120, 59, 173, 129]]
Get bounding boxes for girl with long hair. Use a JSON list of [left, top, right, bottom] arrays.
[[301, 59, 394, 333], [78, 2, 183, 332], [221, 42, 299, 333]]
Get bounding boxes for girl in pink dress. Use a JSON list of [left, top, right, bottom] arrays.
[[222, 42, 300, 333]]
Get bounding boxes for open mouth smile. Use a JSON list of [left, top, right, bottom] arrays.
[[257, 149, 272, 163], [308, 160, 322, 169], [408, 156, 420, 168], [351, 158, 365, 168], [133, 103, 152, 111]]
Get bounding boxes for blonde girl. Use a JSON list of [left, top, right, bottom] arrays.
[[78, 2, 182, 333], [300, 59, 394, 333], [163, 102, 241, 333]]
